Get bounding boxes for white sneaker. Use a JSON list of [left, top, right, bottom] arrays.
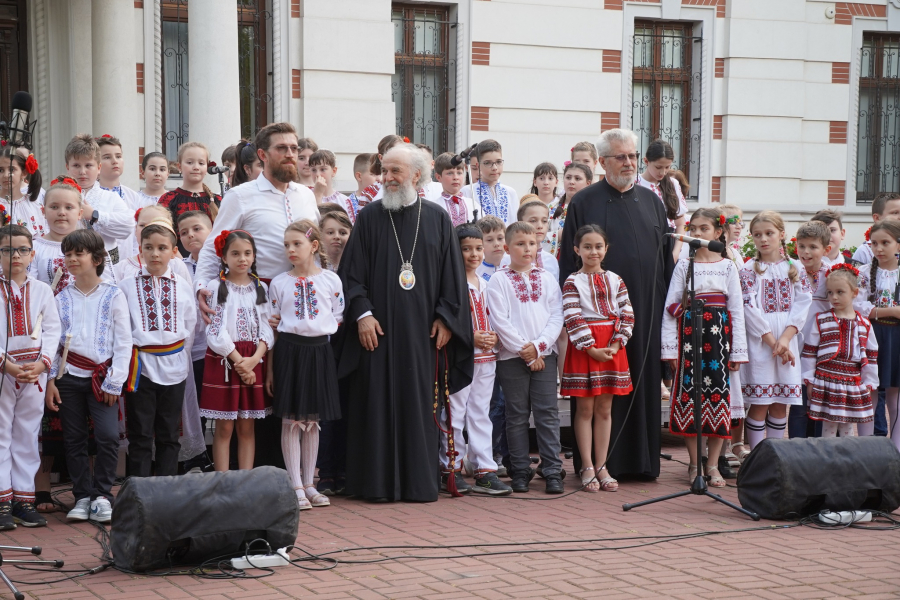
[[90, 497, 113, 523], [67, 497, 91, 521]]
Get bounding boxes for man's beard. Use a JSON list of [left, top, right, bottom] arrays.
[[606, 170, 633, 190], [382, 182, 417, 211], [271, 161, 298, 184]]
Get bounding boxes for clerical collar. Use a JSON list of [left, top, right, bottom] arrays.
[[602, 177, 636, 198]]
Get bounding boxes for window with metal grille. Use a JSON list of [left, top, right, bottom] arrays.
[[857, 33, 900, 204], [161, 0, 271, 162], [631, 20, 702, 200], [391, 3, 457, 155]]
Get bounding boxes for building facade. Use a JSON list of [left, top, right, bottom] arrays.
[[1, 0, 898, 235]]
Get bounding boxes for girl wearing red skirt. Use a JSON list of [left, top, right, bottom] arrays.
[[199, 230, 274, 471], [561, 224, 634, 492]]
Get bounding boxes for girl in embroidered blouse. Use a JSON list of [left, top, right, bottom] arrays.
[[266, 220, 344, 510], [546, 162, 592, 259], [740, 211, 812, 452], [530, 162, 558, 207], [157, 142, 220, 226], [199, 230, 273, 472], [561, 225, 634, 493], [800, 264, 878, 438], [0, 146, 45, 238], [860, 219, 900, 451], [662, 209, 748, 487]]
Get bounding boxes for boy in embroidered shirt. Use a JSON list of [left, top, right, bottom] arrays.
[[430, 152, 477, 227], [309, 149, 350, 212], [486, 222, 564, 494], [463, 139, 519, 226], [476, 216, 506, 283], [853, 192, 900, 265], [118, 222, 198, 477], [0, 224, 61, 529], [811, 209, 851, 265], [97, 135, 149, 256], [347, 153, 378, 219], [46, 230, 131, 524], [502, 198, 560, 283], [65, 134, 133, 265]]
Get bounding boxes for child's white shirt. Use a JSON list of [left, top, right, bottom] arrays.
[[268, 270, 345, 337], [10, 197, 48, 238], [0, 275, 60, 371], [463, 180, 520, 226], [82, 182, 134, 256], [500, 251, 559, 284], [182, 255, 207, 362], [31, 236, 117, 294], [477, 259, 503, 284], [204, 278, 275, 358]]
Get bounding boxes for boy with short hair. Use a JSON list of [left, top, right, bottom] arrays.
[[309, 149, 352, 219], [505, 199, 560, 282], [97, 135, 151, 256], [430, 152, 477, 226], [66, 134, 133, 265], [853, 192, 900, 264], [119, 222, 198, 477], [46, 229, 131, 523], [297, 137, 319, 188], [486, 222, 564, 494], [811, 209, 851, 265], [476, 215, 506, 283], [0, 224, 60, 529], [441, 224, 512, 495], [347, 153, 378, 218], [464, 139, 519, 226]]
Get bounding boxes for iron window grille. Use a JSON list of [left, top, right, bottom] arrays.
[[391, 3, 457, 155], [857, 33, 900, 204], [632, 20, 702, 200]]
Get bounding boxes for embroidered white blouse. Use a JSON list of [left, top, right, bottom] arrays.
[[9, 197, 48, 238], [118, 266, 198, 385], [563, 270, 634, 351], [49, 282, 132, 395], [486, 266, 563, 363], [463, 181, 520, 226], [0, 275, 60, 371], [739, 259, 812, 341], [113, 255, 192, 285], [268, 270, 344, 337], [204, 278, 275, 358], [501, 251, 559, 286]]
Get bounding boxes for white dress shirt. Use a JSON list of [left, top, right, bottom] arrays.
[[82, 182, 134, 256]]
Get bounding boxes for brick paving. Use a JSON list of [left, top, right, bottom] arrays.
[[2, 439, 900, 600]]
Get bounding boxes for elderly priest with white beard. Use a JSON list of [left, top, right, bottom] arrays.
[[336, 143, 474, 503]]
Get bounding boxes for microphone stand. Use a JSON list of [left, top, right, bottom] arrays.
[[623, 241, 760, 520], [0, 544, 64, 600]]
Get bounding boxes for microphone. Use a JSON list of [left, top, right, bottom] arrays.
[[207, 164, 230, 175], [667, 233, 725, 253], [4, 91, 35, 147], [450, 143, 478, 167]]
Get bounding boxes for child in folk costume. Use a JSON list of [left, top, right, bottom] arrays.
[[266, 220, 343, 510], [97, 135, 150, 257], [200, 230, 273, 471], [636, 140, 688, 260], [859, 219, 900, 451], [547, 163, 592, 259], [801, 264, 879, 437], [157, 142, 220, 225], [561, 224, 634, 493], [45, 230, 131, 524], [119, 222, 197, 477], [662, 209, 748, 486], [439, 225, 512, 496], [530, 162, 558, 208], [0, 225, 60, 529], [0, 146, 45, 238], [139, 151, 170, 205], [113, 205, 192, 283], [740, 211, 812, 449]]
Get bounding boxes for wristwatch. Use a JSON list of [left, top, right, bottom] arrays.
[[89, 210, 99, 226]]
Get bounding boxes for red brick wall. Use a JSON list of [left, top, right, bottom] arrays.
[[472, 42, 490, 66], [828, 180, 845, 205], [471, 107, 489, 132]]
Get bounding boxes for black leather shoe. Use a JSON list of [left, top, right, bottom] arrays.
[[511, 467, 535, 493], [545, 474, 565, 494]]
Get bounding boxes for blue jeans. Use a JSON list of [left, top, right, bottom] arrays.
[[489, 378, 508, 463], [875, 388, 888, 436], [788, 387, 822, 438]]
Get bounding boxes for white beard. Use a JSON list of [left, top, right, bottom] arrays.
[[606, 171, 634, 190], [382, 183, 417, 211]]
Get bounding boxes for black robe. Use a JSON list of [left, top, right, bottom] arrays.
[[558, 179, 674, 479], [336, 198, 474, 501]]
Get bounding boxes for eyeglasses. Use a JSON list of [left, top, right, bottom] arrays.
[[0, 247, 32, 256], [270, 145, 300, 155], [603, 153, 640, 163], [481, 160, 504, 169]]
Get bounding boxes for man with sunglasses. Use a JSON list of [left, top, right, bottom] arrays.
[[558, 128, 675, 481]]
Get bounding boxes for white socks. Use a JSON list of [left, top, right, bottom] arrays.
[[745, 417, 766, 449], [765, 415, 787, 440], [281, 420, 303, 497], [301, 423, 320, 488]]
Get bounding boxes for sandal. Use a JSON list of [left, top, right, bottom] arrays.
[[305, 485, 330, 507], [35, 491, 57, 513], [688, 464, 698, 482], [731, 442, 751, 463], [597, 467, 618, 492], [661, 381, 671, 401], [580, 466, 599, 492], [294, 487, 312, 511], [706, 466, 726, 488]]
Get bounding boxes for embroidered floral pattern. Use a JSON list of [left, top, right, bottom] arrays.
[[235, 307, 259, 342], [137, 276, 177, 332], [294, 277, 319, 320], [762, 279, 793, 314], [95, 286, 116, 356], [474, 181, 511, 223], [504, 269, 542, 303], [47, 257, 70, 296]]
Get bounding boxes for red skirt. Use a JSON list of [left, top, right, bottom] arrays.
[[200, 341, 271, 420], [561, 322, 633, 397]]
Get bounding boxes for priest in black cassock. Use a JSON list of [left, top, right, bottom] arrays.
[[558, 129, 674, 479], [336, 144, 474, 502]]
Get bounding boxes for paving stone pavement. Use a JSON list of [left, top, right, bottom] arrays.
[[2, 439, 899, 600]]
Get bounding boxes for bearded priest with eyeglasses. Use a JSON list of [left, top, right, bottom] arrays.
[[558, 128, 675, 480]]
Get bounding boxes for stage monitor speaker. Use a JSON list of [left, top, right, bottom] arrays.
[[737, 436, 900, 520], [111, 466, 300, 571]]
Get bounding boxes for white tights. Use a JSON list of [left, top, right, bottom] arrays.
[[280, 419, 321, 498], [821, 421, 853, 438]]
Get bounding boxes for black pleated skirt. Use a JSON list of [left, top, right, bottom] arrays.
[[272, 333, 340, 421]]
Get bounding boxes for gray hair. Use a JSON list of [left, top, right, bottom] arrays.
[[384, 143, 432, 188], [596, 128, 639, 158]]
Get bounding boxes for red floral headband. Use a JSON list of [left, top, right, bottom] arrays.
[[827, 262, 860, 277], [134, 208, 143, 222], [214, 229, 252, 257], [25, 154, 38, 175], [864, 226, 872, 242], [719, 214, 726, 226], [49, 176, 82, 193]]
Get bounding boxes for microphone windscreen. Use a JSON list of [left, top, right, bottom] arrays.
[[11, 91, 32, 112], [707, 240, 726, 253]]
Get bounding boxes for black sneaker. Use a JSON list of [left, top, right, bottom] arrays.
[[511, 467, 536, 493], [441, 471, 472, 494], [318, 478, 337, 496], [545, 474, 565, 494], [473, 472, 513, 496], [12, 501, 47, 527], [0, 501, 15, 531], [334, 477, 347, 496], [536, 465, 567, 480]]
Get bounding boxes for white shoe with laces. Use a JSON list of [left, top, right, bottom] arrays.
[[67, 497, 91, 521], [90, 497, 113, 523]]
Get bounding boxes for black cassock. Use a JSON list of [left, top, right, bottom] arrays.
[[558, 179, 674, 479], [335, 199, 473, 501]]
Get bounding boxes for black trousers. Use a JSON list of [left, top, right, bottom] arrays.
[[56, 374, 120, 503], [317, 377, 349, 479], [125, 376, 186, 477]]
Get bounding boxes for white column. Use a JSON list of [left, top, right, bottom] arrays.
[[91, 0, 139, 188], [188, 0, 241, 186]]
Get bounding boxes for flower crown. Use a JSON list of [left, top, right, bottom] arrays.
[[827, 262, 860, 277], [725, 214, 741, 225], [25, 154, 38, 175], [49, 176, 82, 193], [0, 203, 9, 226]]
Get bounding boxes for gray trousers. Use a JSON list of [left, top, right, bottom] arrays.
[[496, 355, 562, 478]]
